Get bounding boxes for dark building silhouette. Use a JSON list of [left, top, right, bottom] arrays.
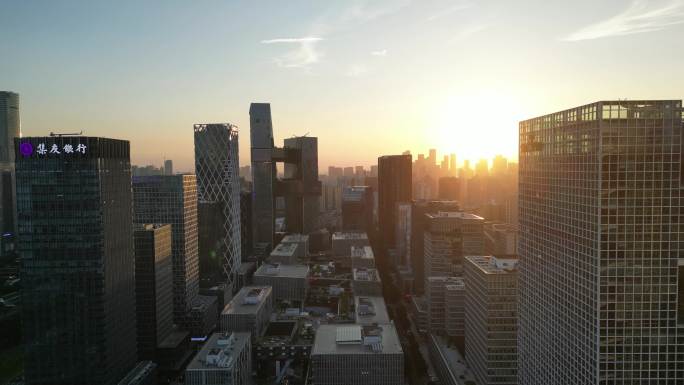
[[0, 91, 19, 237], [240, 190, 253, 259], [250, 103, 322, 248], [341, 186, 374, 232], [134, 224, 173, 361], [164, 159, 173, 175], [378, 154, 412, 248], [438, 177, 459, 201], [16, 136, 137, 385]]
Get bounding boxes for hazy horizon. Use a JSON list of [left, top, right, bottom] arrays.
[[2, 0, 683, 171]]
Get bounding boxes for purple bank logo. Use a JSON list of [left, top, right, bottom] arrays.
[[19, 142, 33, 157], [18, 142, 87, 157]]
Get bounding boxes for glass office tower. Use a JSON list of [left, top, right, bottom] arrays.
[[16, 136, 137, 385], [194, 123, 241, 292], [133, 175, 199, 325], [519, 101, 684, 384]]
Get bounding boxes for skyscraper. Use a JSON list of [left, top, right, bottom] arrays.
[[341, 185, 374, 232], [134, 224, 173, 361], [0, 91, 19, 236], [133, 175, 199, 325], [250, 103, 276, 248], [17, 136, 137, 385], [283, 136, 322, 234], [378, 154, 412, 248], [164, 159, 173, 175], [194, 123, 241, 292], [249, 103, 322, 243], [519, 100, 684, 383]]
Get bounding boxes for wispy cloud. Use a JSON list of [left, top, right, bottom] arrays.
[[371, 49, 388, 57], [260, 37, 324, 68], [425, 2, 472, 22], [563, 0, 684, 41], [450, 23, 488, 42]]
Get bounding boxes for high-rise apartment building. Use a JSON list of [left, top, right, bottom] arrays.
[[519, 100, 684, 383], [0, 91, 19, 236], [134, 224, 174, 361], [17, 136, 137, 385], [194, 123, 241, 291], [133, 175, 199, 325], [465, 256, 518, 385], [378, 154, 412, 248]]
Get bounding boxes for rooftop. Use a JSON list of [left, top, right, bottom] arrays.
[[351, 246, 374, 259], [254, 263, 309, 279], [186, 332, 250, 371], [332, 232, 369, 241], [342, 186, 371, 201], [426, 211, 483, 221], [353, 268, 381, 282], [222, 286, 272, 315], [355, 296, 390, 325], [466, 256, 519, 274], [270, 243, 298, 256], [312, 324, 403, 355], [281, 233, 309, 243]]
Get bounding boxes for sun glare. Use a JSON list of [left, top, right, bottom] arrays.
[[429, 90, 522, 165]]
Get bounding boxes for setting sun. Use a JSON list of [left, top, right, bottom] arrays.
[[429, 89, 523, 165]]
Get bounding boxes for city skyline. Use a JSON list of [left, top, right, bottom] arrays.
[[3, 2, 684, 384], [3, 1, 684, 170]]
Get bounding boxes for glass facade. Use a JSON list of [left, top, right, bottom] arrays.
[[132, 175, 199, 325], [16, 136, 137, 385], [519, 101, 684, 384]]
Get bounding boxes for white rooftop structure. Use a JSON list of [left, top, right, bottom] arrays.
[[270, 243, 298, 257], [353, 268, 381, 282], [186, 332, 250, 370], [467, 256, 519, 274], [281, 233, 309, 243], [427, 211, 484, 220], [332, 232, 369, 241], [254, 263, 309, 279], [312, 324, 403, 355], [355, 296, 390, 325], [351, 245, 374, 259], [221, 286, 272, 315]]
